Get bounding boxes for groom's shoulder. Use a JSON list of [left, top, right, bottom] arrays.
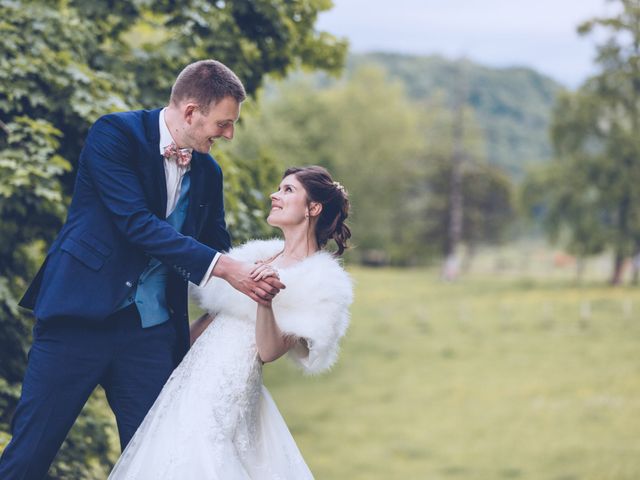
[[95, 108, 158, 127], [197, 152, 224, 177], [87, 109, 161, 145]]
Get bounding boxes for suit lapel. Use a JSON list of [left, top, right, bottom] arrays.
[[153, 154, 168, 221], [183, 153, 205, 237], [143, 109, 168, 220]]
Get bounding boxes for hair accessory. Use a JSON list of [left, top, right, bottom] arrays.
[[333, 181, 345, 193]]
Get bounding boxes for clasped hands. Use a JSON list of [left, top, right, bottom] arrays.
[[213, 255, 285, 306], [248, 261, 282, 306]]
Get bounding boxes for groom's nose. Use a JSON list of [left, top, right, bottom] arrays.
[[221, 124, 234, 140]]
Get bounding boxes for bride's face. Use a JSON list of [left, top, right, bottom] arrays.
[[267, 175, 310, 228]]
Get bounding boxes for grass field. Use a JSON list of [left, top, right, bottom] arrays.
[[262, 266, 640, 480]]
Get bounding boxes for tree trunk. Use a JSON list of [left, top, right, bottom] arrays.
[[611, 250, 626, 286], [610, 194, 630, 286], [442, 65, 467, 281], [631, 245, 640, 286]]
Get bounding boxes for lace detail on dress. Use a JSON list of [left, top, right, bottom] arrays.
[[108, 313, 312, 479]]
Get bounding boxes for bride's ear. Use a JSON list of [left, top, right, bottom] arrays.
[[308, 202, 322, 218]]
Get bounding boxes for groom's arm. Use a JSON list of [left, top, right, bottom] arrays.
[[212, 256, 285, 306]]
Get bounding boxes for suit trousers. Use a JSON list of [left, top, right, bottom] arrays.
[[0, 304, 176, 480]]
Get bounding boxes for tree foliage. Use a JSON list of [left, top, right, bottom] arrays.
[[422, 160, 515, 259], [524, 0, 640, 284], [214, 147, 283, 244]]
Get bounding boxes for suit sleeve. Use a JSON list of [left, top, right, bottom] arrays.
[[81, 114, 216, 284]]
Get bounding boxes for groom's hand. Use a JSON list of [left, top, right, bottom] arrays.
[[212, 255, 285, 306]]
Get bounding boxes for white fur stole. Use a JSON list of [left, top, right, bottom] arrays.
[[190, 239, 353, 374]]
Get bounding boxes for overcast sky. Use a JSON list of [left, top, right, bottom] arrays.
[[316, 0, 619, 87]]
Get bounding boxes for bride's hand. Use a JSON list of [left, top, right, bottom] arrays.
[[250, 263, 279, 281], [213, 256, 285, 306]]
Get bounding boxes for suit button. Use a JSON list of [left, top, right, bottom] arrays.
[[125, 281, 133, 287]]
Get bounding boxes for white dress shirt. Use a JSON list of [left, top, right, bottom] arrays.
[[159, 108, 220, 286]]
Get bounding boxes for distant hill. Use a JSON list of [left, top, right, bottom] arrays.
[[347, 52, 565, 177]]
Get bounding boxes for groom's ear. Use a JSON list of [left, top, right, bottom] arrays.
[[183, 103, 198, 124]]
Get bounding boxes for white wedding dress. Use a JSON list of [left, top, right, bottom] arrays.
[[108, 239, 352, 480]]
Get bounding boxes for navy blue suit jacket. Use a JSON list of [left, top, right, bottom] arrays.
[[19, 108, 231, 361]]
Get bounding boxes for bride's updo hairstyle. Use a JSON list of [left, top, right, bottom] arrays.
[[284, 166, 351, 256]]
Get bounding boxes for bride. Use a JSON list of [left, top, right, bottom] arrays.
[[108, 165, 353, 479]]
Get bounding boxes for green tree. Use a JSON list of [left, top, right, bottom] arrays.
[[415, 98, 515, 270], [528, 0, 640, 284], [0, 0, 345, 476], [214, 148, 283, 244], [521, 159, 608, 282], [320, 66, 426, 263]]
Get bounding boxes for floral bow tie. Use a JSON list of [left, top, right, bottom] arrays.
[[163, 142, 192, 168]]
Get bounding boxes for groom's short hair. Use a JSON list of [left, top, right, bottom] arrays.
[[170, 60, 246, 111]]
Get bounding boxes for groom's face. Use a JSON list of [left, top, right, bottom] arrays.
[[184, 96, 241, 153]]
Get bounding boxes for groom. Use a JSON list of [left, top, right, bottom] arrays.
[[0, 60, 284, 479]]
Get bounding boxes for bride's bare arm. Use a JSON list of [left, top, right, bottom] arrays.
[[256, 304, 308, 363], [251, 262, 309, 363], [190, 313, 215, 346]]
